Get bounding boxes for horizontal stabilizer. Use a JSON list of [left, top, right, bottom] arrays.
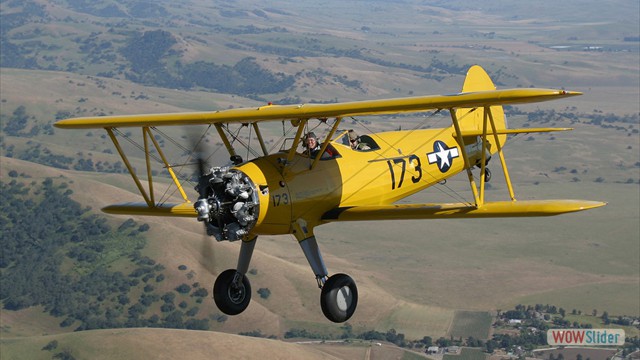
[[322, 200, 606, 222], [102, 202, 197, 217]]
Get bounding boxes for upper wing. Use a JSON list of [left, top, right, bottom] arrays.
[[54, 88, 580, 129], [321, 200, 606, 222]]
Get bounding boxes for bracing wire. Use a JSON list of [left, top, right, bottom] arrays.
[[347, 111, 474, 206]]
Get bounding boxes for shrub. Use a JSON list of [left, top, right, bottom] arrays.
[[257, 288, 271, 299], [175, 283, 191, 294]]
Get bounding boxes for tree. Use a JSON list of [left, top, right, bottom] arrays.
[[486, 340, 496, 354], [3, 106, 29, 135], [192, 288, 208, 297], [175, 283, 191, 294], [436, 337, 451, 347], [421, 336, 433, 347], [257, 288, 271, 299], [42, 340, 59, 351]]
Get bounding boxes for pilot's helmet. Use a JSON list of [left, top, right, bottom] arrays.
[[348, 130, 358, 142], [303, 132, 317, 148]]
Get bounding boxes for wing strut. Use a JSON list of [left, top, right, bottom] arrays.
[[252, 123, 269, 156], [107, 128, 152, 207], [486, 106, 516, 201], [106, 127, 191, 208], [143, 127, 155, 205], [145, 127, 190, 203], [478, 107, 489, 204], [214, 123, 237, 157], [451, 106, 517, 208], [310, 117, 342, 170], [282, 119, 308, 176], [450, 109, 482, 206]]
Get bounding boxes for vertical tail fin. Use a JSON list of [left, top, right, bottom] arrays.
[[457, 65, 507, 154]]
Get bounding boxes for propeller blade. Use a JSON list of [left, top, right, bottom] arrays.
[[186, 129, 217, 272], [199, 232, 216, 275], [186, 128, 210, 199]]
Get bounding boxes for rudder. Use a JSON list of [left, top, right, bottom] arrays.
[[456, 65, 507, 155]]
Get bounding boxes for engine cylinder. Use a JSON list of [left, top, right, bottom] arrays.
[[195, 167, 259, 241]]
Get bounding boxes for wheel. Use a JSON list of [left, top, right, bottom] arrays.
[[213, 269, 251, 315], [320, 273, 358, 323], [484, 168, 492, 182]]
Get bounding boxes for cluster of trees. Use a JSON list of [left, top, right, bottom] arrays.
[[1, 105, 53, 137], [2, 142, 128, 174], [178, 57, 295, 96], [240, 38, 471, 82], [279, 302, 639, 353], [120, 30, 177, 86], [284, 324, 434, 349], [77, 31, 116, 65], [0, 178, 214, 332], [495, 304, 640, 354], [57, 0, 169, 19], [2, 105, 133, 172], [118, 30, 295, 96], [2, 105, 30, 135], [0, 1, 46, 69], [501, 303, 570, 320]]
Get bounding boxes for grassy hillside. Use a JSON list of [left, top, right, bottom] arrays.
[[1, 0, 638, 354], [0, 328, 341, 360]]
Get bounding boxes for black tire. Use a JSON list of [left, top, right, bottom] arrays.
[[484, 168, 492, 182], [213, 269, 251, 315], [320, 273, 358, 323]]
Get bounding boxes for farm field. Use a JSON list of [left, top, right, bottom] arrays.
[[448, 311, 493, 340], [445, 348, 488, 360]]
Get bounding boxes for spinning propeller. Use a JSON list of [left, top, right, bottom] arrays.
[[187, 131, 217, 275]]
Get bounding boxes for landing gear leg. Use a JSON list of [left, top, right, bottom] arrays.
[[299, 236, 329, 287], [213, 236, 256, 315], [299, 236, 358, 323]]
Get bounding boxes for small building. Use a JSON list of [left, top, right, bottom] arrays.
[[508, 319, 523, 325], [447, 346, 461, 354], [427, 346, 439, 354]]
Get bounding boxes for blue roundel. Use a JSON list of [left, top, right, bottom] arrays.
[[427, 140, 460, 173]]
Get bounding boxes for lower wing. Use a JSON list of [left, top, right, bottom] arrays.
[[322, 200, 606, 222], [102, 202, 197, 217]]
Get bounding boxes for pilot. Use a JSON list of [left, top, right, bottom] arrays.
[[348, 130, 370, 151], [304, 132, 321, 157], [304, 132, 337, 159]]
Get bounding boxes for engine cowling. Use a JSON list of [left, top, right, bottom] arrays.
[[194, 166, 259, 241]]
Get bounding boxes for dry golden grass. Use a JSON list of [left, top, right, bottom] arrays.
[[0, 328, 342, 360]]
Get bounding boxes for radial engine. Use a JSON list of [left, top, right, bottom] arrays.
[[194, 166, 259, 241]]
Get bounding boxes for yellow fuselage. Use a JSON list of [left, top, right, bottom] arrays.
[[239, 126, 496, 237]]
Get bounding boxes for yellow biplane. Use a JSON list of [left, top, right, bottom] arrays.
[[55, 65, 605, 323]]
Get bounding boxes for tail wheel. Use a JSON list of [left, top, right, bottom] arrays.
[[213, 269, 251, 315], [320, 273, 358, 323], [484, 168, 492, 182]]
